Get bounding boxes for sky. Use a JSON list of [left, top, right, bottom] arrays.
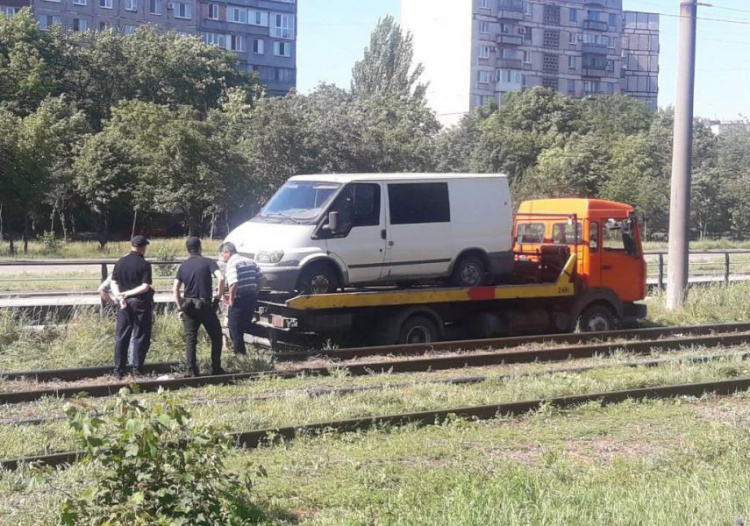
[[297, 0, 750, 121]]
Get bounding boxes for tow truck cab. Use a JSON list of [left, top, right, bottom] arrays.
[[249, 198, 649, 348]]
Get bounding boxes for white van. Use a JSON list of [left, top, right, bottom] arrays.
[[224, 174, 514, 294]]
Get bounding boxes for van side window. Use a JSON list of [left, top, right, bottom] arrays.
[[388, 183, 450, 225], [516, 222, 545, 244], [589, 221, 599, 251], [329, 183, 381, 232]]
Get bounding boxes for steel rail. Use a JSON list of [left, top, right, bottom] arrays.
[[3, 376, 749, 471], [5, 322, 750, 383], [5, 350, 748, 428], [1, 332, 749, 406]]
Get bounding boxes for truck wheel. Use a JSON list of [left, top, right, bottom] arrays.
[[450, 255, 487, 287], [398, 315, 439, 344], [297, 262, 339, 295], [576, 304, 617, 333]]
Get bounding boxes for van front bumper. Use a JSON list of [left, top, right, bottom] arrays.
[[260, 266, 301, 293]]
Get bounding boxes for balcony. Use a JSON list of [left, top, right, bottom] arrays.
[[582, 42, 608, 55], [498, 57, 523, 69], [497, 34, 523, 45], [583, 67, 607, 78], [583, 19, 609, 31], [497, 0, 524, 19]]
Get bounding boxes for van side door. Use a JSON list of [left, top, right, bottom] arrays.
[[384, 182, 454, 280], [323, 183, 387, 285]]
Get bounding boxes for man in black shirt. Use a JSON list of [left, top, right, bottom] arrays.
[[173, 237, 226, 377], [111, 235, 154, 379]]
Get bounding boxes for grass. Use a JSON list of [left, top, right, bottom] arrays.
[[0, 238, 224, 260], [646, 281, 750, 326], [1, 392, 748, 525], [642, 239, 750, 251], [0, 352, 748, 458]]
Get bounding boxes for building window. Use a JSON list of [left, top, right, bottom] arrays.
[[568, 56, 576, 69], [569, 32, 578, 46], [72, 18, 89, 30], [99, 21, 111, 30], [479, 20, 490, 34], [478, 45, 491, 59], [273, 41, 292, 57], [252, 38, 264, 54], [228, 34, 245, 52], [271, 13, 294, 39], [480, 0, 490, 9], [605, 82, 615, 94], [584, 80, 600, 93], [149, 0, 161, 14], [569, 8, 577, 23], [249, 9, 268, 26], [123, 24, 136, 34], [524, 1, 532, 16], [99, 0, 112, 9], [568, 79, 576, 94], [208, 3, 219, 19], [173, 2, 192, 19], [588, 10, 601, 21], [609, 13, 618, 27], [0, 6, 16, 16], [73, 0, 87, 5], [497, 69, 522, 84], [523, 50, 531, 64], [227, 6, 247, 23], [478, 70, 493, 83], [276, 68, 294, 83], [125, 0, 137, 11], [542, 77, 558, 90], [202, 31, 226, 47], [38, 14, 62, 28]]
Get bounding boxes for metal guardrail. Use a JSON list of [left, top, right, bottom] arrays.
[[645, 250, 750, 289]]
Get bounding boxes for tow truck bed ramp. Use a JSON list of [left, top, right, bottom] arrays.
[[283, 254, 577, 311]]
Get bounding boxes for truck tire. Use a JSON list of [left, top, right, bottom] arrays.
[[576, 304, 617, 333], [398, 315, 440, 344], [297, 262, 339, 295], [450, 255, 487, 287]]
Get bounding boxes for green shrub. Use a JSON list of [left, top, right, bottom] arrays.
[[41, 231, 63, 254], [59, 389, 261, 525], [152, 244, 181, 277]]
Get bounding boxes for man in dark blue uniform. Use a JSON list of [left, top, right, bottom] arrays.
[[111, 235, 153, 379], [173, 237, 226, 377]]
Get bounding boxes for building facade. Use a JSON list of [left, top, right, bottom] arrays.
[[402, 0, 659, 126], [0, 0, 296, 94]]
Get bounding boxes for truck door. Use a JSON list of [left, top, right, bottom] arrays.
[[324, 183, 387, 284], [597, 217, 645, 302], [383, 182, 454, 280]]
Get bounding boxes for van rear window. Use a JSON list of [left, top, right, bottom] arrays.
[[516, 223, 545, 244], [388, 183, 450, 225]]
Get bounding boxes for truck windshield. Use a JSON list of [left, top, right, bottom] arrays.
[[255, 181, 341, 224]]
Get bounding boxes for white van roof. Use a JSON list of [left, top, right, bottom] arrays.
[[287, 173, 508, 184]]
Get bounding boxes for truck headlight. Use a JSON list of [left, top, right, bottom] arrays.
[[256, 251, 284, 264]]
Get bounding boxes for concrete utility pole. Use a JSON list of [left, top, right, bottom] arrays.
[[666, 0, 698, 310]]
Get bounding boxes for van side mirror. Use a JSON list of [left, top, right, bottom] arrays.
[[327, 211, 339, 234]]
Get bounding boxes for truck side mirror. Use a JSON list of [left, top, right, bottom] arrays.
[[327, 211, 339, 234]]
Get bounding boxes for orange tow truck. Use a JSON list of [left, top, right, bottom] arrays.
[[250, 199, 648, 348]]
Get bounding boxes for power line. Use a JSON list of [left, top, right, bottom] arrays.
[[705, 2, 750, 16]]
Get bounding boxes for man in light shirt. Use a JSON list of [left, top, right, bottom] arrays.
[[219, 242, 263, 355]]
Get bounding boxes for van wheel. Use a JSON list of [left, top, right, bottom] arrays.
[[576, 304, 617, 333], [451, 255, 487, 287], [398, 315, 439, 345], [297, 263, 339, 295]]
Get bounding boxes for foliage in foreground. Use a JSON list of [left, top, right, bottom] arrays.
[[56, 389, 261, 525]]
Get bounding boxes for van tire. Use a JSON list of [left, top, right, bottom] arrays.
[[576, 304, 617, 333], [297, 262, 339, 295], [451, 254, 487, 287], [398, 315, 440, 345]]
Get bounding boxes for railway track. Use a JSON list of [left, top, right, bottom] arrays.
[[5, 350, 749, 428], [3, 376, 749, 471], [4, 322, 750, 383], [1, 329, 750, 406]]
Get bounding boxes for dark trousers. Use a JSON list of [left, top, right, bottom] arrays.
[[228, 295, 257, 354], [182, 300, 223, 373], [114, 297, 152, 374]]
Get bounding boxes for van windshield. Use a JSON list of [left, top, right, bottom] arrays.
[[255, 181, 342, 224]]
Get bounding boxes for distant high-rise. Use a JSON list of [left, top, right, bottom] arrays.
[[0, 0, 297, 95], [401, 0, 659, 126]]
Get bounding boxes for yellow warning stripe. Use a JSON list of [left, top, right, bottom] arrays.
[[285, 255, 577, 311]]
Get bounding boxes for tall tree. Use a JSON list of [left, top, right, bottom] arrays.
[[351, 15, 427, 100]]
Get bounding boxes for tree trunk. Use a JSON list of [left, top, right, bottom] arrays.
[[60, 201, 68, 241], [50, 198, 58, 236], [9, 231, 14, 256], [131, 209, 138, 239], [0, 203, 4, 243], [23, 215, 29, 254], [70, 210, 77, 240], [209, 210, 216, 240]]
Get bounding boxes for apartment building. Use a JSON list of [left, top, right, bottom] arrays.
[[0, 0, 296, 94], [402, 0, 659, 126]]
